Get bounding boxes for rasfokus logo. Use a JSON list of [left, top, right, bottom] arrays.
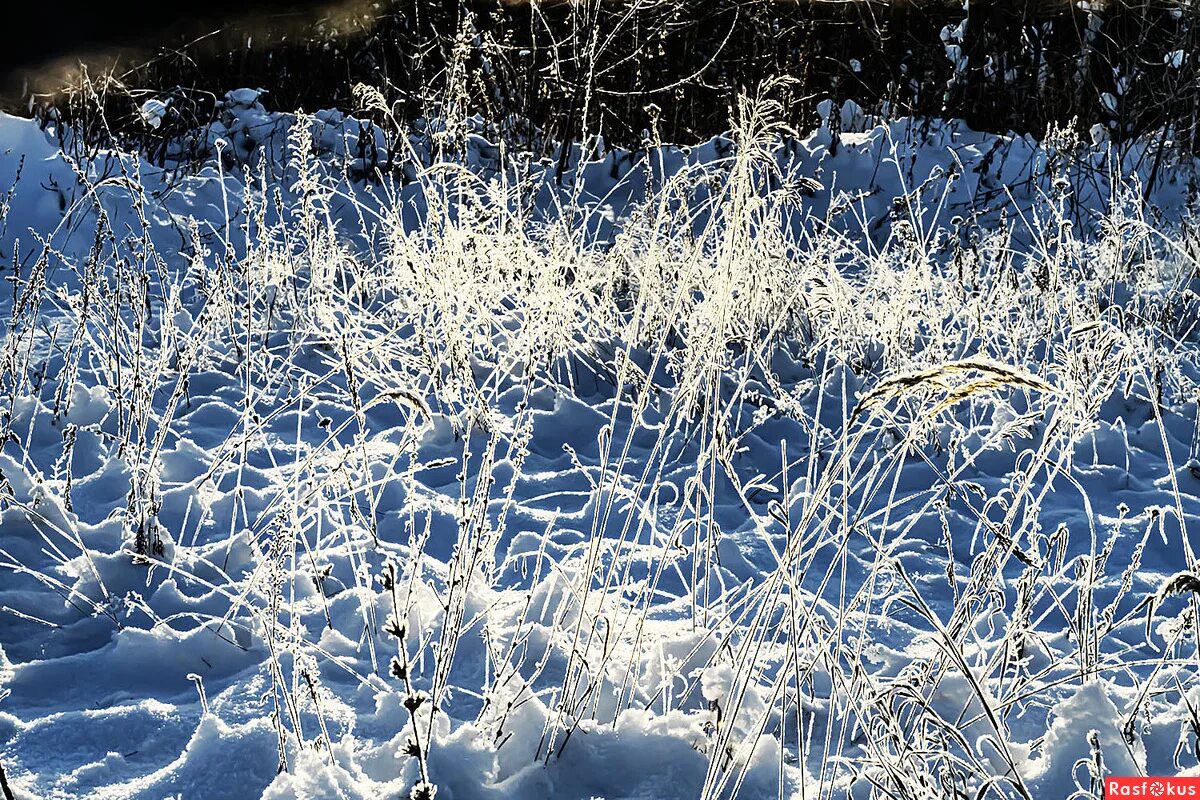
[[1106, 778, 1200, 797]]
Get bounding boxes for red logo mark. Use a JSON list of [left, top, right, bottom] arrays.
[[1107, 778, 1200, 798]]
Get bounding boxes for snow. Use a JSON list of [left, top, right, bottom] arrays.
[[0, 96, 1199, 799], [139, 100, 168, 130], [1024, 682, 1144, 794]]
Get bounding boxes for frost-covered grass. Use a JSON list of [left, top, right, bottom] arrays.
[[3, 90, 1200, 799]]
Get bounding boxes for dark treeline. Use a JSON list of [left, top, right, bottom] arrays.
[[8, 0, 1200, 157], [0, 0, 332, 77]]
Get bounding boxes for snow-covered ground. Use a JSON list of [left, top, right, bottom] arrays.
[[3, 91, 1200, 799]]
